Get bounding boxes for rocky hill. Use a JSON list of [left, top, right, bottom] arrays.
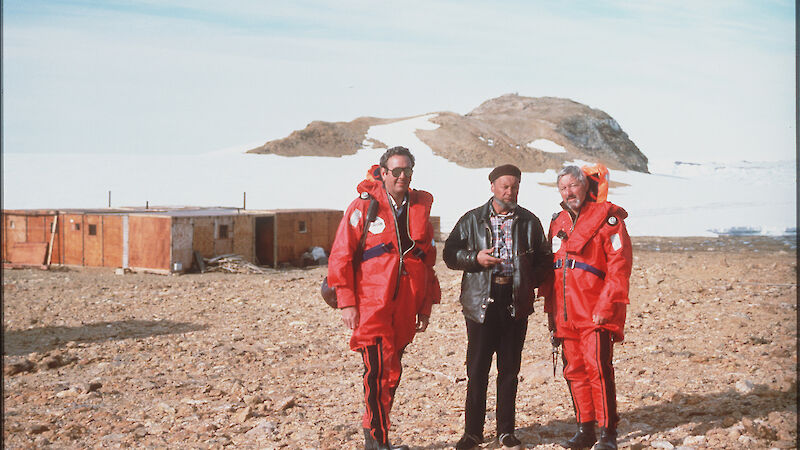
[[247, 94, 649, 173]]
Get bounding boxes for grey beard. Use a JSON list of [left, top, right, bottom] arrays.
[[493, 197, 517, 211]]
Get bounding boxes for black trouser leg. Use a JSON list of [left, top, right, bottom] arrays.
[[464, 315, 495, 437], [495, 306, 527, 435], [464, 283, 526, 437]]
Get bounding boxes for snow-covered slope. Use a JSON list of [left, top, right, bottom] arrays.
[[3, 116, 795, 237]]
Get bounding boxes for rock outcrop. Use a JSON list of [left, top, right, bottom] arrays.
[[248, 94, 649, 173], [247, 117, 392, 157]]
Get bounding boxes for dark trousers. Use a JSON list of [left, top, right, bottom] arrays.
[[464, 283, 528, 437]]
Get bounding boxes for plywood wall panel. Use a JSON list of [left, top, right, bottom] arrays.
[[192, 218, 215, 258], [128, 216, 171, 271], [272, 211, 342, 264], [83, 215, 103, 267], [102, 216, 123, 267], [26, 216, 48, 243], [214, 217, 233, 256], [7, 242, 48, 265], [63, 214, 84, 265], [2, 214, 29, 262], [232, 215, 254, 262]]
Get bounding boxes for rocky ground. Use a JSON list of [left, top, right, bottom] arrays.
[[3, 236, 797, 449]]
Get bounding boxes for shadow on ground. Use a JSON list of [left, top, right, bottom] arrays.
[[3, 319, 207, 356], [415, 386, 795, 449]]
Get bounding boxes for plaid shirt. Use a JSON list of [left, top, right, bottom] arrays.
[[489, 208, 515, 276]]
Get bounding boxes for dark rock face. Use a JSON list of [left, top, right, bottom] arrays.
[[247, 94, 649, 173], [556, 114, 647, 173]]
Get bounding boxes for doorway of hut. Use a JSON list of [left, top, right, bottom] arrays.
[[255, 216, 275, 267]]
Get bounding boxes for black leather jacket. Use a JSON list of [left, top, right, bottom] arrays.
[[443, 199, 552, 323]]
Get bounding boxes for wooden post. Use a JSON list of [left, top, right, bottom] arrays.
[[243, 192, 246, 210], [46, 215, 58, 266], [108, 191, 111, 208]]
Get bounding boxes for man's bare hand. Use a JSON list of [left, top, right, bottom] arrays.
[[416, 313, 429, 332], [341, 306, 359, 329], [476, 248, 501, 267]]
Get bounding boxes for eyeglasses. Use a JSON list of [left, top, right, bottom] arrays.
[[386, 167, 413, 177]]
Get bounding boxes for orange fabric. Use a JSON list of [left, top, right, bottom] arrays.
[[542, 201, 632, 342], [562, 331, 619, 428], [328, 178, 441, 349], [582, 163, 609, 203]]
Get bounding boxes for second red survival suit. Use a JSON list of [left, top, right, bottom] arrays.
[[542, 176, 633, 430]]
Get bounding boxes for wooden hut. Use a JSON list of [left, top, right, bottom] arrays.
[[2, 207, 343, 272]]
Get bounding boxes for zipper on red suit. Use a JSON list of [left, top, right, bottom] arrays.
[[390, 193, 415, 301], [563, 209, 580, 322]]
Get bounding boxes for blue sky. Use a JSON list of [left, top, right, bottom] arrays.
[[2, 1, 796, 162]]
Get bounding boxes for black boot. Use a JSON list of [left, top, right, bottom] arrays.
[[364, 429, 410, 450], [455, 433, 483, 449], [594, 427, 617, 450], [364, 429, 378, 450], [561, 421, 596, 449], [377, 443, 409, 450]]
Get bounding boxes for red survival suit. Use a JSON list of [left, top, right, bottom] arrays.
[[328, 172, 441, 443], [542, 199, 632, 429]]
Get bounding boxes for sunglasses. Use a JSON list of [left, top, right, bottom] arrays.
[[386, 167, 413, 177]]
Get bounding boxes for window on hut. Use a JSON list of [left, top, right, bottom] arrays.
[[218, 224, 229, 239], [298, 221, 307, 233], [88, 224, 97, 236]]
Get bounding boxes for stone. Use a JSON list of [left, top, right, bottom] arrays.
[[55, 387, 81, 398], [682, 435, 705, 445], [243, 394, 263, 406], [5, 359, 36, 376], [741, 417, 755, 434], [233, 406, 253, 423], [29, 424, 49, 434], [722, 416, 737, 427], [278, 396, 296, 411], [158, 402, 177, 415], [737, 435, 757, 445], [650, 440, 675, 449], [245, 420, 277, 438], [735, 380, 755, 394]]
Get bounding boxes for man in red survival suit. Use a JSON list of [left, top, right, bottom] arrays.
[[541, 164, 632, 450], [328, 146, 441, 450]]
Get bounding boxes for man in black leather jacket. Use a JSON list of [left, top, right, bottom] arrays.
[[443, 164, 552, 450]]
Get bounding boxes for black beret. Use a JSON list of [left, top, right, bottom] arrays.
[[488, 164, 522, 183]]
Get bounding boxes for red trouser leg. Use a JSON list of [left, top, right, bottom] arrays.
[[562, 329, 619, 428], [358, 337, 403, 444], [352, 275, 417, 444], [562, 336, 595, 424]]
